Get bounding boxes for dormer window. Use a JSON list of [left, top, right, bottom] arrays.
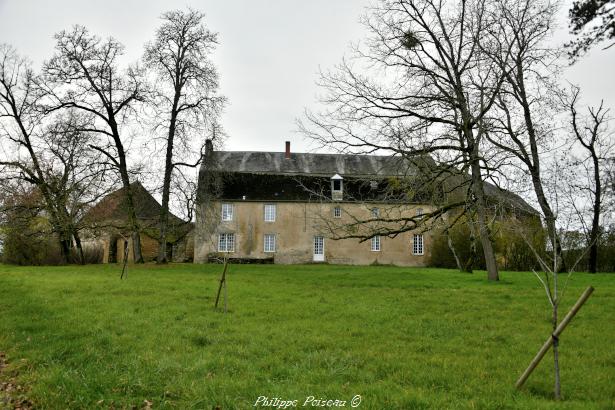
[[331, 174, 343, 201]]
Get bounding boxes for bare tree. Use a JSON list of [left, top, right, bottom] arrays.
[[40, 25, 147, 263], [0, 44, 94, 263], [144, 9, 225, 263], [43, 110, 115, 263], [482, 0, 569, 272], [566, 87, 613, 273], [300, 0, 521, 281]]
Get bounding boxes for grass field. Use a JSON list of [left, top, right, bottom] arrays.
[[0, 263, 614, 409]]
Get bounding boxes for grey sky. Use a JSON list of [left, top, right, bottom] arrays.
[[0, 0, 613, 154]]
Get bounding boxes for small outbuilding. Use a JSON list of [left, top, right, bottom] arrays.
[[81, 182, 194, 263]]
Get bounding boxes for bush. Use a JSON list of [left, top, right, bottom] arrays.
[[2, 228, 64, 265], [67, 245, 104, 264], [430, 214, 545, 272], [430, 218, 486, 271]]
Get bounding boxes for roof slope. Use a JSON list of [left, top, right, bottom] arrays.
[[82, 182, 191, 238], [199, 149, 538, 215], [211, 151, 428, 177]]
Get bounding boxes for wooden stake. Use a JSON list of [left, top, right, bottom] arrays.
[[515, 286, 594, 389], [214, 260, 228, 309], [224, 279, 228, 313]]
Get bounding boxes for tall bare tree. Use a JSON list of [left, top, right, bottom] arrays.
[[144, 9, 225, 263], [481, 0, 569, 272], [41, 25, 146, 263], [567, 87, 613, 273], [300, 0, 521, 281], [0, 45, 110, 263]]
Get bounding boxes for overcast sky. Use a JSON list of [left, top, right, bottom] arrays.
[[1, 0, 613, 154]]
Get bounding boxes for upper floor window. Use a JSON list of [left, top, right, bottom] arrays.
[[221, 203, 233, 221], [416, 208, 424, 217], [412, 234, 424, 255], [371, 235, 381, 252], [331, 174, 343, 201], [264, 234, 276, 253], [264, 204, 276, 222], [218, 233, 235, 252], [333, 206, 342, 218], [371, 207, 380, 218]]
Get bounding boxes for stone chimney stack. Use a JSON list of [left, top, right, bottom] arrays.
[[285, 141, 291, 159], [205, 139, 214, 156]]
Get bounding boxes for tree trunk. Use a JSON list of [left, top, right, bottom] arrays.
[[470, 155, 499, 281], [74, 231, 85, 265], [109, 119, 144, 264], [588, 150, 601, 273], [446, 229, 463, 271], [553, 302, 561, 400], [464, 220, 479, 273], [59, 236, 71, 264], [513, 67, 567, 273], [158, 95, 181, 264]]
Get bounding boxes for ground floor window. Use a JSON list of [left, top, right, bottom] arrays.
[[412, 234, 424, 255], [264, 234, 276, 252], [371, 235, 381, 251], [218, 233, 235, 252]]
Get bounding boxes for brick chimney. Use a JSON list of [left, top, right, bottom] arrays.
[[285, 141, 291, 159]]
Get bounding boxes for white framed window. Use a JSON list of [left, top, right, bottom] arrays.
[[412, 234, 424, 255], [371, 207, 380, 218], [218, 233, 235, 252], [333, 206, 342, 218], [264, 204, 276, 222], [264, 234, 276, 253], [416, 208, 424, 216], [371, 235, 381, 252], [221, 203, 234, 221]]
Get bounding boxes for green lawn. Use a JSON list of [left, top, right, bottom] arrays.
[[0, 264, 614, 409]]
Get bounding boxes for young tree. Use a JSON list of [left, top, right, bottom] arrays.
[[41, 25, 147, 263], [144, 9, 225, 263], [300, 0, 519, 281]]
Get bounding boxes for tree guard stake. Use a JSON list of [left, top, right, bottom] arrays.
[[515, 286, 594, 390], [214, 260, 229, 310]]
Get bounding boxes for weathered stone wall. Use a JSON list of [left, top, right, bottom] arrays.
[[116, 234, 159, 263], [172, 230, 195, 262], [194, 201, 431, 266]]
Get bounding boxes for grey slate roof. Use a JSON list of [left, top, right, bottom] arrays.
[[202, 149, 538, 215], [212, 151, 422, 177]]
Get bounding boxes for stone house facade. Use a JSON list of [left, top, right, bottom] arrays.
[[195, 142, 442, 266]]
